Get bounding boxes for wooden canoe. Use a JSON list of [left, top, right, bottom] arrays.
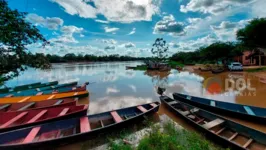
[[0, 91, 89, 104], [0, 81, 58, 94], [0, 102, 160, 149], [0, 98, 78, 112], [0, 82, 78, 97], [161, 96, 266, 150], [173, 93, 266, 123], [0, 84, 86, 98], [211, 68, 224, 74], [0, 104, 88, 132]]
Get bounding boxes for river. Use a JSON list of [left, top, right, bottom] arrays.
[[3, 61, 266, 149]]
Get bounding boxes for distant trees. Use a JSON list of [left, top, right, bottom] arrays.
[[151, 38, 169, 63], [46, 53, 149, 63], [0, 0, 50, 80]]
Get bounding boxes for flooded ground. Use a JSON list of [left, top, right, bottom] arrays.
[[3, 61, 266, 149]]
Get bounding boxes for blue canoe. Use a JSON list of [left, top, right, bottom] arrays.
[[161, 96, 266, 150], [0, 81, 58, 94], [0, 82, 78, 97], [173, 93, 266, 123], [0, 102, 160, 149]]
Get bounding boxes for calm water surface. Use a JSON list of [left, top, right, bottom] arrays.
[[3, 61, 266, 148]]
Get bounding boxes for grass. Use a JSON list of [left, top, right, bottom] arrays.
[[168, 61, 184, 68], [245, 67, 266, 72], [133, 66, 148, 71], [109, 121, 224, 150]]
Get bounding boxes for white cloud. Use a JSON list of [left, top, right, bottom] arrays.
[[95, 19, 109, 24], [100, 39, 117, 44], [26, 13, 63, 30], [128, 28, 136, 35], [251, 0, 266, 18], [211, 20, 250, 41], [180, 0, 252, 15], [51, 0, 161, 23], [104, 27, 119, 33], [50, 0, 97, 18], [153, 14, 186, 36], [123, 42, 136, 48], [50, 25, 84, 43], [104, 45, 116, 50]]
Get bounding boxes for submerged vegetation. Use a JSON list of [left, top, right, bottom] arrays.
[[109, 121, 223, 150]]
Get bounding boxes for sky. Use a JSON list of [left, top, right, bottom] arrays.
[[7, 0, 266, 57]]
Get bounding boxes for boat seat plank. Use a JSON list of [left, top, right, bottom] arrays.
[[0, 112, 28, 128], [100, 120, 104, 127], [137, 106, 147, 113], [243, 139, 253, 148], [168, 101, 178, 105], [27, 110, 47, 123], [58, 108, 69, 116], [19, 97, 31, 103], [210, 101, 216, 107], [229, 132, 238, 141], [53, 100, 63, 106], [196, 118, 204, 124], [18, 102, 36, 111], [150, 103, 157, 108], [181, 108, 199, 116], [80, 117, 91, 133], [73, 92, 78, 96], [0, 104, 11, 111], [36, 92, 43, 96], [5, 94, 13, 98], [111, 111, 123, 123], [216, 127, 226, 135], [243, 106, 255, 116], [47, 95, 55, 100], [202, 118, 225, 129], [22, 127, 41, 143]]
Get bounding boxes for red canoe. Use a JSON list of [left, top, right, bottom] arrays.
[[0, 104, 88, 132], [0, 98, 78, 112]]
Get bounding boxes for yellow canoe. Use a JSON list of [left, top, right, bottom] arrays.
[[0, 91, 89, 104]]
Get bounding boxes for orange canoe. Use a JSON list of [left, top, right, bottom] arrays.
[[0, 91, 89, 104]]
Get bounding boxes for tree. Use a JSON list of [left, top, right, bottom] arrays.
[[237, 18, 266, 48], [0, 0, 50, 80], [151, 38, 169, 63]]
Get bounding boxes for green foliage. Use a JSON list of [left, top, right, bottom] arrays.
[[0, 0, 50, 78], [133, 66, 147, 71], [151, 38, 169, 63], [168, 61, 184, 68], [237, 18, 266, 48], [109, 121, 223, 150], [46, 53, 150, 63]]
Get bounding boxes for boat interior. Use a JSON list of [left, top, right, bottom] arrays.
[[0, 102, 159, 145], [163, 97, 266, 150]]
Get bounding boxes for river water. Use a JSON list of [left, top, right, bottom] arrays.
[[3, 62, 266, 149]]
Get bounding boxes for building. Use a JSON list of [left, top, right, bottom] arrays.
[[234, 49, 266, 66]]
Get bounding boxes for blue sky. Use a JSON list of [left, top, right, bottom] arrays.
[[7, 0, 266, 57]]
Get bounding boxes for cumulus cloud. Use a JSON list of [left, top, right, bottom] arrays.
[[153, 14, 186, 36], [128, 28, 136, 35], [169, 42, 180, 48], [180, 0, 252, 15], [26, 13, 63, 30], [95, 19, 109, 24], [124, 42, 136, 48], [252, 0, 266, 18], [211, 20, 249, 41], [100, 39, 117, 44], [50, 25, 84, 43], [104, 45, 116, 50], [50, 0, 97, 18], [104, 27, 119, 33], [51, 0, 161, 23]]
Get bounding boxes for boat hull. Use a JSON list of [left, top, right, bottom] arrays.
[[0, 102, 160, 149], [173, 93, 266, 123]]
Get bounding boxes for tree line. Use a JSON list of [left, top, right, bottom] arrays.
[[46, 54, 151, 63]]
